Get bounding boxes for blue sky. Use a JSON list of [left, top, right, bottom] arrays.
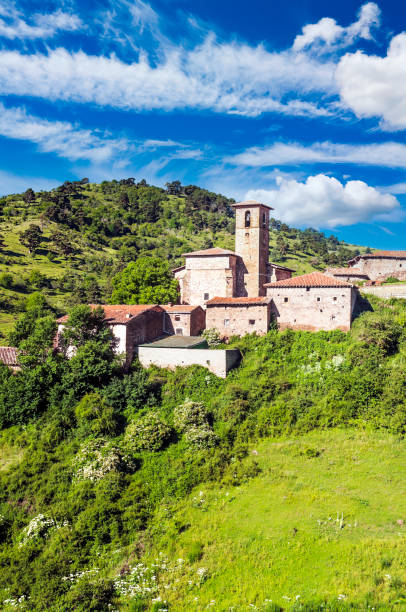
[[1, 0, 406, 247]]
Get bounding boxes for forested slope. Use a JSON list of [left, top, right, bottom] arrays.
[[0, 178, 366, 341]]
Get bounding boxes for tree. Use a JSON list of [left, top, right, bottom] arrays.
[[165, 180, 182, 195], [9, 293, 51, 346], [19, 224, 42, 254], [23, 188, 35, 204], [51, 230, 74, 256], [110, 257, 179, 304]]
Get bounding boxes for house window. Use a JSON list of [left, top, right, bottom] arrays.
[[249, 319, 255, 325], [204, 293, 209, 301], [333, 297, 337, 301], [175, 315, 180, 321], [306, 287, 310, 292], [317, 297, 321, 302], [284, 297, 289, 303], [245, 211, 251, 227], [262, 212, 266, 228], [224, 319, 230, 327], [175, 328, 183, 335]]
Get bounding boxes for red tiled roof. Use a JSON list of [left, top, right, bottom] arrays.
[[326, 267, 368, 276], [182, 247, 237, 257], [162, 304, 202, 313], [57, 304, 163, 325], [206, 296, 272, 306], [231, 199, 274, 209], [0, 346, 19, 366], [264, 272, 353, 288], [350, 251, 406, 261]]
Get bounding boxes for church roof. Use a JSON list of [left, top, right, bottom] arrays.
[[0, 346, 19, 366], [182, 247, 237, 257], [264, 271, 353, 288], [57, 304, 163, 325], [206, 296, 272, 306], [231, 199, 274, 209]]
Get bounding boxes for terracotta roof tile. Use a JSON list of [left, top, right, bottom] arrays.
[[349, 251, 406, 261], [57, 304, 163, 325], [0, 346, 19, 366], [264, 272, 353, 288], [206, 296, 272, 306], [162, 305, 202, 313], [231, 199, 274, 209], [182, 247, 237, 257], [326, 267, 368, 276]]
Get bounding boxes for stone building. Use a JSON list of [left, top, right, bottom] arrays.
[[174, 247, 246, 308], [0, 346, 20, 372], [57, 304, 166, 366], [232, 200, 273, 296], [346, 251, 406, 282], [205, 296, 272, 338], [265, 272, 357, 332], [267, 263, 294, 283], [162, 304, 206, 336], [325, 267, 369, 283]]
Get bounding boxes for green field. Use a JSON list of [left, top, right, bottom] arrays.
[[146, 429, 406, 610]]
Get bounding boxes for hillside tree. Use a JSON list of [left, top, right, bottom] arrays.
[[111, 257, 179, 304]]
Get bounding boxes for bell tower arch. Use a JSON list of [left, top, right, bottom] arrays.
[[232, 200, 273, 296]]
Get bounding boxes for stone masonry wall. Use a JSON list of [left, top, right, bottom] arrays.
[[353, 257, 406, 281], [360, 285, 406, 299], [138, 346, 241, 378], [234, 205, 269, 297], [125, 309, 165, 363], [176, 254, 241, 307], [164, 309, 206, 336], [206, 303, 271, 338], [266, 286, 355, 331]]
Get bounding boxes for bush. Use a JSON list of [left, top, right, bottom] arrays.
[[75, 393, 117, 436], [202, 327, 222, 346], [0, 272, 13, 289], [124, 413, 172, 453], [173, 400, 209, 431], [353, 311, 402, 355]]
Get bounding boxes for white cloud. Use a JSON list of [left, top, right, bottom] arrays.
[[336, 33, 406, 130], [0, 3, 82, 40], [0, 103, 131, 162], [246, 174, 400, 228], [293, 2, 380, 51], [227, 140, 406, 169], [0, 36, 335, 117]]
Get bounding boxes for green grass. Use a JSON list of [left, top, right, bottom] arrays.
[[146, 429, 406, 610]]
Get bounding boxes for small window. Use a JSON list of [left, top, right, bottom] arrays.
[[400, 264, 402, 268], [245, 211, 251, 228], [284, 297, 289, 303], [224, 319, 230, 327], [317, 297, 321, 302], [320, 309, 323, 312], [204, 293, 209, 301], [249, 319, 255, 325], [306, 287, 310, 292], [262, 212, 266, 228], [333, 297, 337, 301], [175, 328, 183, 335], [175, 315, 180, 321]]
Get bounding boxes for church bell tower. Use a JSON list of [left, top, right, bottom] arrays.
[[232, 200, 273, 297]]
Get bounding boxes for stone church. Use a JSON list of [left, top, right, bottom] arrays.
[[174, 200, 358, 333]]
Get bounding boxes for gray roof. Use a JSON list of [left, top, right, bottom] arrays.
[[139, 335, 209, 349]]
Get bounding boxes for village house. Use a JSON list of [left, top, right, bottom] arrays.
[[346, 251, 406, 282], [264, 272, 357, 332], [267, 263, 294, 283], [205, 296, 272, 338], [0, 346, 20, 372], [162, 304, 205, 336], [325, 267, 369, 283], [56, 304, 166, 367]]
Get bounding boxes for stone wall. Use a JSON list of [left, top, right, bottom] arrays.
[[352, 257, 406, 281], [175, 254, 246, 307], [234, 204, 269, 297], [164, 308, 206, 336], [138, 346, 241, 378], [360, 284, 406, 299], [266, 286, 356, 331], [125, 309, 165, 363], [206, 303, 271, 338]]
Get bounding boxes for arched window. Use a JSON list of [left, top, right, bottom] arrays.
[[262, 212, 267, 228], [245, 211, 251, 227]]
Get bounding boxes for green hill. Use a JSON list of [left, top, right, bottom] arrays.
[[1, 291, 406, 610], [0, 178, 367, 342]]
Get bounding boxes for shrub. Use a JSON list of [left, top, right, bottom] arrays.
[[184, 423, 218, 449], [0, 272, 13, 289], [353, 312, 402, 355], [202, 327, 222, 347], [73, 439, 136, 481], [124, 413, 172, 453], [173, 400, 209, 431], [75, 393, 117, 436]]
